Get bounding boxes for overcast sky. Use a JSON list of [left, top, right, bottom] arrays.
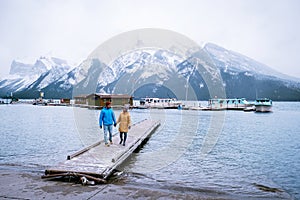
[[1, 0, 300, 79]]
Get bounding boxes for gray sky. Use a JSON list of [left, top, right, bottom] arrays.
[[1, 0, 300, 78]]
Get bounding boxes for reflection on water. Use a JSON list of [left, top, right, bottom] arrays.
[[0, 103, 299, 199]]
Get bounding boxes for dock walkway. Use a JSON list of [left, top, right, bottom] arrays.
[[42, 119, 160, 184]]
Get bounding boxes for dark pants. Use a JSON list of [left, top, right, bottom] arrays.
[[119, 132, 127, 144]]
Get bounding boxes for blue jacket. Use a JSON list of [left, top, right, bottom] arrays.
[[99, 107, 116, 126]]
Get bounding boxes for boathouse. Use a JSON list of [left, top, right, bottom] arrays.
[[74, 93, 133, 107], [74, 94, 88, 105]]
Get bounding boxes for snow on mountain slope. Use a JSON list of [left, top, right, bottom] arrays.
[[97, 49, 183, 91], [36, 64, 71, 89], [0, 56, 74, 95], [204, 43, 300, 82], [47, 59, 90, 91]]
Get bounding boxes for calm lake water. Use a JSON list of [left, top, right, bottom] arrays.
[[0, 102, 299, 199]]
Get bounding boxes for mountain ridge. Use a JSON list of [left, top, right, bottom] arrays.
[[1, 43, 299, 101]]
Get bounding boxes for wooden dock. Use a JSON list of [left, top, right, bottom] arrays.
[[42, 119, 160, 184]]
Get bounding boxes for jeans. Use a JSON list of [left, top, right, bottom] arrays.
[[103, 125, 113, 144]]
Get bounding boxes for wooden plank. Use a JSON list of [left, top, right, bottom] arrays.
[[41, 172, 107, 184], [102, 120, 160, 179], [67, 141, 101, 160], [44, 119, 160, 182]]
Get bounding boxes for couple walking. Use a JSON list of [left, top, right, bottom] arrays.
[[99, 102, 131, 147]]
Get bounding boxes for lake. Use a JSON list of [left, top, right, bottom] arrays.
[[0, 102, 299, 199]]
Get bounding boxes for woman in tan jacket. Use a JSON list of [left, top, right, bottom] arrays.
[[117, 106, 131, 146]]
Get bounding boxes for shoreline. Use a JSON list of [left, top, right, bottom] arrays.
[[0, 169, 238, 200], [0, 169, 198, 200], [0, 169, 104, 200], [0, 169, 291, 200]]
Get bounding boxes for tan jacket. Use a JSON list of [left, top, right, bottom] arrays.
[[117, 111, 131, 132]]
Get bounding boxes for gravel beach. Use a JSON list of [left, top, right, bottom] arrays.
[[0, 170, 217, 200], [0, 169, 111, 200]]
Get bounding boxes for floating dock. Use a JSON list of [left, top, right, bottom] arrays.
[[42, 119, 160, 184]]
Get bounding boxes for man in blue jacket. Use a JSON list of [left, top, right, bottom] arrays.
[[99, 101, 117, 147]]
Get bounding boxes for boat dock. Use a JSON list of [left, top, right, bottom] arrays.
[[42, 119, 160, 184]]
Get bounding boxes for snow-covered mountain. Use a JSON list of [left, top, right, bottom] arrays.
[[203, 43, 300, 100], [1, 43, 300, 100], [0, 56, 74, 98], [204, 43, 299, 82], [96, 49, 183, 93], [75, 44, 300, 101]]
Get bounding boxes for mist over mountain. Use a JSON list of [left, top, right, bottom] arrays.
[[203, 43, 300, 101], [1, 43, 299, 101]]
